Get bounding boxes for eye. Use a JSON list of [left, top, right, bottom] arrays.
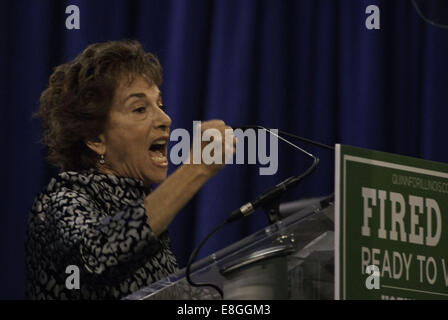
[[133, 106, 146, 113], [159, 105, 167, 112]]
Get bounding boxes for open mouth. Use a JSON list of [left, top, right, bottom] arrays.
[[148, 138, 168, 166]]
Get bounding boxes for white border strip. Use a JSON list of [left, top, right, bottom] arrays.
[[344, 155, 448, 179], [334, 144, 341, 300], [381, 285, 448, 297]]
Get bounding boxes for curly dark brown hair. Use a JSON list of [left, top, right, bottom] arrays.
[[35, 40, 163, 171]]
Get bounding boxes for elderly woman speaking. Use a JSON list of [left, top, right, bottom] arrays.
[[25, 40, 235, 300]]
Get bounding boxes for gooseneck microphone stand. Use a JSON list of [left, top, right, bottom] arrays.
[[185, 125, 333, 298]]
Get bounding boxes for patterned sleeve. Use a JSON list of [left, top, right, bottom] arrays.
[[49, 189, 161, 279]]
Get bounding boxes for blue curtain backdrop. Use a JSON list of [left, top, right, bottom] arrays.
[[1, 0, 448, 299]]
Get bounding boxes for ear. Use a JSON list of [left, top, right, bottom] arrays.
[[85, 134, 106, 155]]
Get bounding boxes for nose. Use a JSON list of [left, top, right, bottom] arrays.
[[154, 106, 172, 131]]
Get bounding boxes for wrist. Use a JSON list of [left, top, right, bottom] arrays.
[[182, 162, 216, 181]]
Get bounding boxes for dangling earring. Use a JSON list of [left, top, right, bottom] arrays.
[[99, 154, 105, 165]]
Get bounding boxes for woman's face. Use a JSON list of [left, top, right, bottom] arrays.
[[100, 75, 171, 185]]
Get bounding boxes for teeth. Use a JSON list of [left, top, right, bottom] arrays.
[[152, 140, 166, 145], [151, 155, 168, 163], [149, 149, 165, 155], [149, 149, 167, 164]]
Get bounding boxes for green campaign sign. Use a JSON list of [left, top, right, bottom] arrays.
[[335, 144, 448, 300]]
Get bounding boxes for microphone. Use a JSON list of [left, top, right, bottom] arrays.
[[226, 176, 299, 223], [227, 125, 323, 223]]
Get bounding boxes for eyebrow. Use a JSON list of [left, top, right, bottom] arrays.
[[122, 91, 162, 104]]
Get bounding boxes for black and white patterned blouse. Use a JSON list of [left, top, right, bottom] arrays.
[[25, 169, 178, 299]]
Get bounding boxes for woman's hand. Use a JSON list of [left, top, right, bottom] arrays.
[[187, 119, 237, 178]]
